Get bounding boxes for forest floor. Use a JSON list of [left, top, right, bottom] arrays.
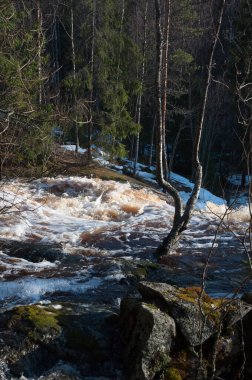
[[3, 146, 151, 185]]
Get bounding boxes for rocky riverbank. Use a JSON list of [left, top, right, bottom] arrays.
[[1, 280, 252, 379], [120, 281, 252, 380]]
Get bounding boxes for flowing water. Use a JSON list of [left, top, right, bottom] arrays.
[[0, 176, 251, 379]]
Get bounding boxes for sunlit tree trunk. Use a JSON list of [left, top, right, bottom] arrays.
[[133, 0, 148, 176], [51, 8, 60, 104], [155, 0, 226, 256], [116, 0, 125, 88], [70, 3, 79, 153], [161, 0, 171, 180], [149, 114, 156, 167], [37, 0, 43, 105], [87, 0, 96, 162]]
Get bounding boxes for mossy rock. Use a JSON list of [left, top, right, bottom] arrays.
[[132, 267, 148, 279], [138, 282, 252, 347], [164, 367, 183, 380], [8, 305, 61, 343], [130, 262, 160, 280]]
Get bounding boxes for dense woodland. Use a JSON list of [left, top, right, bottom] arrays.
[[0, 0, 251, 194], [1, 4, 252, 378]]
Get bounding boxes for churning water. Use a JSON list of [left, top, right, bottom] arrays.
[[0, 176, 251, 305]]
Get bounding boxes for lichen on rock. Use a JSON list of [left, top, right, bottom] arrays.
[[120, 281, 252, 379]]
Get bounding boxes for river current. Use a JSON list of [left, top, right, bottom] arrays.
[[0, 176, 251, 379], [0, 176, 251, 306]]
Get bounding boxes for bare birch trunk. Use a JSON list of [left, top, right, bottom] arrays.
[[116, 0, 125, 90], [87, 0, 96, 162], [37, 1, 43, 105], [155, 0, 226, 256], [168, 121, 186, 175], [149, 114, 156, 167], [161, 0, 171, 180], [52, 11, 60, 104], [70, 4, 79, 153], [133, 0, 148, 176]]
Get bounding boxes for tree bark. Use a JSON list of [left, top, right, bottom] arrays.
[[133, 0, 148, 176], [155, 0, 226, 256], [149, 114, 156, 167], [87, 0, 96, 162], [37, 0, 43, 105], [70, 3, 79, 153], [161, 0, 171, 180]]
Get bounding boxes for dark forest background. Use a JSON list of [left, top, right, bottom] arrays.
[[0, 0, 251, 194]]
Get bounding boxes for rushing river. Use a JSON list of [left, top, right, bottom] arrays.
[[0, 176, 251, 305], [0, 176, 251, 379]]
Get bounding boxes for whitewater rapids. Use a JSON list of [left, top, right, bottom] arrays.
[[0, 176, 251, 303]]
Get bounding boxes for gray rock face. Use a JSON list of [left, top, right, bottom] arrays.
[[120, 298, 176, 380], [138, 282, 216, 346], [120, 282, 252, 379], [138, 281, 252, 346]]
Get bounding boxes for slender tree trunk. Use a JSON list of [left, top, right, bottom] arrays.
[[133, 0, 148, 176], [155, 0, 226, 256], [116, 0, 125, 90], [188, 76, 194, 141], [168, 121, 186, 175], [155, 0, 164, 186], [87, 0, 96, 162], [161, 0, 171, 180], [52, 12, 60, 104], [70, 3, 79, 153], [149, 114, 156, 167], [37, 0, 43, 105]]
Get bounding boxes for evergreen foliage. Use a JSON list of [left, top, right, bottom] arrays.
[[0, 0, 250, 185]]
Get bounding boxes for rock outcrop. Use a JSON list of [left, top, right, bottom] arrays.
[[0, 303, 122, 379], [120, 298, 175, 379], [120, 281, 252, 380]]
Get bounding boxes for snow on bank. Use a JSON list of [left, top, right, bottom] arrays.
[[228, 174, 252, 186], [60, 145, 251, 221], [122, 159, 226, 211], [61, 145, 87, 154]]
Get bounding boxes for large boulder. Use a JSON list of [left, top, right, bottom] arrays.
[[120, 298, 176, 380], [138, 281, 252, 346], [120, 281, 252, 379]]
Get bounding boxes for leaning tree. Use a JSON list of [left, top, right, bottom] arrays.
[[155, 0, 227, 256]]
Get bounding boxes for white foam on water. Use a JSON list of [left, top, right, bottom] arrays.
[[0, 251, 58, 278], [205, 202, 251, 223], [0, 276, 102, 303], [0, 177, 172, 246]]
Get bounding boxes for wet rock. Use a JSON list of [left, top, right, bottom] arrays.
[[0, 305, 62, 378], [0, 240, 64, 263], [138, 281, 252, 346], [38, 361, 81, 379], [120, 298, 176, 380], [0, 303, 123, 379]]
